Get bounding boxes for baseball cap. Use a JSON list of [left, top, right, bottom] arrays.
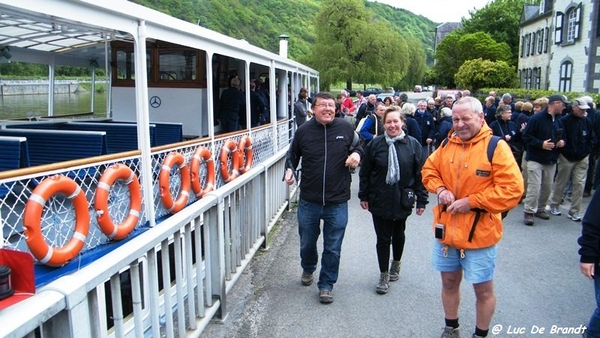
[[573, 97, 591, 110], [547, 94, 570, 104]]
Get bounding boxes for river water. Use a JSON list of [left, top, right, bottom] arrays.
[[0, 92, 108, 120]]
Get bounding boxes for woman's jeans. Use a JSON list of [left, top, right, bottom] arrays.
[[297, 199, 348, 291]]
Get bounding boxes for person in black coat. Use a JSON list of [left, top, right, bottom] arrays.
[[489, 104, 522, 168], [400, 103, 423, 145], [358, 105, 428, 295], [578, 188, 600, 337]]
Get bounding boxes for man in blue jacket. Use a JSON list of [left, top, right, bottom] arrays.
[[415, 100, 436, 157], [521, 94, 567, 226], [284, 92, 363, 304]]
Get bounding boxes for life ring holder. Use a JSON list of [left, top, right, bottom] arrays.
[[159, 152, 191, 214], [238, 135, 254, 174], [94, 164, 142, 240], [190, 146, 215, 199], [219, 139, 240, 183], [23, 175, 90, 267]]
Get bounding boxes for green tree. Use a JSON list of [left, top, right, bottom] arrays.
[[461, 0, 537, 66], [396, 37, 427, 90], [433, 31, 511, 88], [307, 0, 409, 90], [454, 58, 516, 91]]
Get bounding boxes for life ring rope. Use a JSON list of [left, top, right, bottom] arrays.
[[191, 146, 215, 198], [24, 175, 90, 267], [95, 164, 142, 240], [238, 136, 254, 174], [219, 139, 240, 183], [159, 152, 191, 214]]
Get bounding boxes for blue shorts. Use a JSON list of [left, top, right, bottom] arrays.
[[431, 241, 497, 284]]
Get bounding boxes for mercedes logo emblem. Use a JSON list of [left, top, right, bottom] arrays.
[[150, 96, 161, 108]]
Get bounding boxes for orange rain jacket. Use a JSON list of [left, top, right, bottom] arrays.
[[422, 124, 524, 250]]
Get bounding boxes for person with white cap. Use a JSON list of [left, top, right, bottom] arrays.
[[548, 98, 594, 222], [521, 94, 567, 226]]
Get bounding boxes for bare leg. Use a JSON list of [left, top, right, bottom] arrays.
[[441, 270, 462, 319], [473, 280, 496, 330]]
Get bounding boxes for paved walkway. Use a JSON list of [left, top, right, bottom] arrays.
[[202, 178, 594, 338]]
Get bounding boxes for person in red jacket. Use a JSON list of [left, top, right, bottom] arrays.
[[422, 97, 524, 338]]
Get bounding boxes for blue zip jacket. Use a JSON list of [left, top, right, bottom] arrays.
[[522, 110, 564, 165]]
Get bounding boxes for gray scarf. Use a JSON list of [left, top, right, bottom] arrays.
[[385, 131, 405, 185]]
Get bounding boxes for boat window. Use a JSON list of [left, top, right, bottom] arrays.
[[158, 50, 197, 82]]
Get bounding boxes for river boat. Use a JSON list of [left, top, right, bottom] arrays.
[[0, 1, 318, 336]]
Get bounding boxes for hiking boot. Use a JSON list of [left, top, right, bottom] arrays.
[[441, 326, 460, 338], [524, 212, 534, 226], [550, 206, 562, 216], [534, 210, 550, 220], [319, 289, 333, 304], [389, 260, 401, 282], [301, 271, 313, 286], [376, 272, 389, 294], [568, 211, 582, 222]]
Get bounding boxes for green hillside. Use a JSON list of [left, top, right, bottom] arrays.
[[133, 0, 438, 64]]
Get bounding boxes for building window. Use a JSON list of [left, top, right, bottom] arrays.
[[537, 30, 544, 54], [559, 61, 573, 92], [566, 4, 582, 42], [555, 11, 564, 44], [526, 34, 531, 56], [544, 27, 549, 52], [520, 35, 525, 57]]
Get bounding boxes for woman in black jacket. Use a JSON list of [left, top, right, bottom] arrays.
[[358, 106, 428, 295]]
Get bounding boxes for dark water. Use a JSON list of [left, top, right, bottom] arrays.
[[0, 92, 108, 120]]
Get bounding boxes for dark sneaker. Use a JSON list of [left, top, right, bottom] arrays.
[[568, 211, 582, 222], [441, 326, 460, 338], [319, 289, 333, 304], [376, 272, 389, 294], [389, 260, 401, 282], [301, 271, 313, 286], [524, 212, 534, 226], [534, 210, 550, 220]]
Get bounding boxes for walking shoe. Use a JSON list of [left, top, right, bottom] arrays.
[[389, 260, 401, 282], [550, 206, 562, 216], [301, 271, 313, 286], [441, 326, 460, 338], [583, 191, 592, 197], [534, 210, 550, 220], [568, 211, 582, 222], [319, 289, 333, 304], [524, 212, 534, 226], [472, 335, 484, 338], [376, 272, 389, 294]]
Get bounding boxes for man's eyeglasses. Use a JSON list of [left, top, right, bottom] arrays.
[[316, 103, 336, 109]]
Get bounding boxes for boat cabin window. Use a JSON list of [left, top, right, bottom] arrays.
[[112, 40, 206, 88]]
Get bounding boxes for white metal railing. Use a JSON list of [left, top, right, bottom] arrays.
[[0, 149, 291, 338], [0, 120, 295, 337]]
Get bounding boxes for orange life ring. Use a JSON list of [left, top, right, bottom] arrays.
[[23, 175, 90, 267], [219, 139, 240, 182], [94, 164, 142, 240], [191, 146, 215, 198], [238, 135, 254, 174], [159, 152, 191, 214]]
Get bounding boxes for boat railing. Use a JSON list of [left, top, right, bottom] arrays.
[[0, 120, 296, 337]]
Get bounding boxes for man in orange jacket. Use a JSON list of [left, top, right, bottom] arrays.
[[422, 96, 524, 338]]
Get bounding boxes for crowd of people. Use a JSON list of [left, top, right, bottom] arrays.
[[286, 88, 600, 338]]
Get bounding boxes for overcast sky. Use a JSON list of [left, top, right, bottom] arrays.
[[370, 0, 491, 23]]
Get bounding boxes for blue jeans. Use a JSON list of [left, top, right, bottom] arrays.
[[297, 198, 348, 291], [220, 113, 239, 132], [588, 274, 600, 337]]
